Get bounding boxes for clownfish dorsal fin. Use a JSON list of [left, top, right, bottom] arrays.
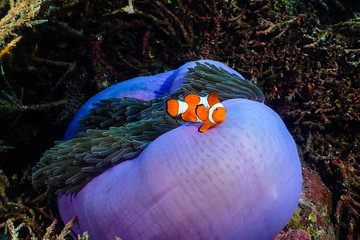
[[207, 91, 220, 107], [184, 94, 200, 105], [195, 104, 207, 121], [180, 94, 200, 122]]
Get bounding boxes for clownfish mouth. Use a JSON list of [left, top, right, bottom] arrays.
[[212, 108, 226, 123], [208, 102, 225, 124]]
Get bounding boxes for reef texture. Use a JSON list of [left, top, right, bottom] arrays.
[[0, 168, 78, 239], [0, 0, 359, 239], [279, 165, 336, 240], [275, 229, 312, 240]]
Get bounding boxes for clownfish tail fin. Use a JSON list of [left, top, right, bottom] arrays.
[[166, 99, 180, 117], [195, 104, 208, 121]]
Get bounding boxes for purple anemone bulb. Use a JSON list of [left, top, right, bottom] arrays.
[[33, 60, 302, 240]]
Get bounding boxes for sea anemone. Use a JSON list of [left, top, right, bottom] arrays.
[[33, 60, 301, 239]]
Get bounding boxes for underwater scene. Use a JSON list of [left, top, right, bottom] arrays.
[[0, 0, 360, 239]]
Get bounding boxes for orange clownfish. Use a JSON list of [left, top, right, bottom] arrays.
[[166, 91, 226, 132]]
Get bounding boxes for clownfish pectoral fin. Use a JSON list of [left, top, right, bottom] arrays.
[[195, 104, 208, 121], [181, 112, 198, 122], [207, 91, 220, 106], [198, 124, 211, 133], [166, 99, 180, 117]]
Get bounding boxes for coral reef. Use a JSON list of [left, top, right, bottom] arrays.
[[275, 229, 312, 240], [0, 168, 48, 238], [0, 0, 46, 59], [0, 168, 80, 239], [238, 3, 360, 238], [0, 0, 359, 238], [279, 165, 335, 240]]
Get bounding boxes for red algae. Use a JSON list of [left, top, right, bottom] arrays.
[[278, 165, 335, 240], [275, 229, 312, 240]]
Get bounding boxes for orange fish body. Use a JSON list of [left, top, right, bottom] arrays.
[[195, 91, 226, 132], [166, 91, 226, 132]]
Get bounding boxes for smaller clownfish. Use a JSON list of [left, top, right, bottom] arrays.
[[166, 91, 226, 132]]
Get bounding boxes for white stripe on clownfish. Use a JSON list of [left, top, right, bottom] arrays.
[[177, 95, 209, 113], [192, 95, 211, 122], [199, 95, 210, 109], [172, 94, 210, 120], [208, 102, 225, 124], [166, 91, 226, 132], [177, 101, 188, 115]]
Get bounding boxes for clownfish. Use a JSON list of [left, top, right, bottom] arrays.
[[166, 91, 226, 132]]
